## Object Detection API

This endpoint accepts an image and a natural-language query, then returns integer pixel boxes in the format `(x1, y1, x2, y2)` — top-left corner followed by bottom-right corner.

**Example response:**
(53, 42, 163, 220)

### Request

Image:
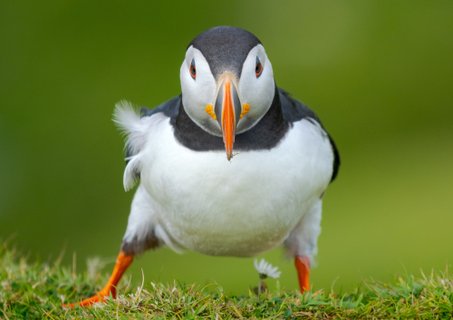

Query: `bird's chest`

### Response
(140, 117, 331, 256)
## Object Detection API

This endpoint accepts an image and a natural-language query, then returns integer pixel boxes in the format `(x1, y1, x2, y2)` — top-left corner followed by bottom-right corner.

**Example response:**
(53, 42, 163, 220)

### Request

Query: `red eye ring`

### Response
(255, 57, 263, 78)
(190, 59, 196, 79)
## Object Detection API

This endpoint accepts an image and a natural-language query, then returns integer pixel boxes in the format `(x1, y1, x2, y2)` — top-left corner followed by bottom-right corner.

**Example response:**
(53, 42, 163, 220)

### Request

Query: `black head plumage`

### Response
(189, 26, 262, 78)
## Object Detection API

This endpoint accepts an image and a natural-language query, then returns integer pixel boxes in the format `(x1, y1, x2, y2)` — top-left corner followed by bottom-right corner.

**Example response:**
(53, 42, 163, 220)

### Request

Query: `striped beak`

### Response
(215, 74, 242, 161)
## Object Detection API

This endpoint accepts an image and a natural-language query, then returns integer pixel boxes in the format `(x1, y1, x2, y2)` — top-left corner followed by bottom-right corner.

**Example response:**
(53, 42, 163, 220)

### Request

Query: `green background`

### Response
(1, 1, 452, 293)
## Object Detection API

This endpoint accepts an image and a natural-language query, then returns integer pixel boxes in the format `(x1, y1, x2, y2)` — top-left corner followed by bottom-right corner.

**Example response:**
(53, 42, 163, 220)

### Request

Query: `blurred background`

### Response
(1, 1, 452, 294)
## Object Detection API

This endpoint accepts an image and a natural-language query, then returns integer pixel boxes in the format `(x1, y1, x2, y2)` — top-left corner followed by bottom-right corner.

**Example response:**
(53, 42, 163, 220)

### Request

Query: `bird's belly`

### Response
(140, 117, 332, 256)
(145, 161, 308, 256)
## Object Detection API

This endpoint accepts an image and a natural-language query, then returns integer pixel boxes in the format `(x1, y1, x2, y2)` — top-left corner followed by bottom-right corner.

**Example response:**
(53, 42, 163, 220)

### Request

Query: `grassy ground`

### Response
(0, 245, 451, 319)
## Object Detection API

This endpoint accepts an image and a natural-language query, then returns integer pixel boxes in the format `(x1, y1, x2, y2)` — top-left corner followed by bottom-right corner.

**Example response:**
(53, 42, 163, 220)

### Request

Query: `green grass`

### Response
(1, 244, 451, 319)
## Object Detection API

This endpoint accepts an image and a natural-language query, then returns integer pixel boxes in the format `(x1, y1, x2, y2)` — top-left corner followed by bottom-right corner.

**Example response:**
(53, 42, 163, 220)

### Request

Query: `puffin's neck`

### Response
(173, 87, 288, 151)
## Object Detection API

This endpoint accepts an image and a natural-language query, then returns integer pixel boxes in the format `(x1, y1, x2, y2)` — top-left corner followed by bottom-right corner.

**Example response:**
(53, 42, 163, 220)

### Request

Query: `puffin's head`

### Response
(180, 26, 275, 160)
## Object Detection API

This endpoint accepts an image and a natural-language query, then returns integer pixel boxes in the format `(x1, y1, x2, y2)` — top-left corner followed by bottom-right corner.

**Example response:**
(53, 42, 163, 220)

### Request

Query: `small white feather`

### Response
(123, 155, 141, 191)
(113, 100, 149, 155)
(113, 101, 156, 191)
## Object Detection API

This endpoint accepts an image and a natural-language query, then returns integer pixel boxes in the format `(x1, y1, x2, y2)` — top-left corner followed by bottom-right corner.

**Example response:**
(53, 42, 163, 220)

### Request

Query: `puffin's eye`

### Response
(190, 59, 196, 80)
(255, 56, 263, 78)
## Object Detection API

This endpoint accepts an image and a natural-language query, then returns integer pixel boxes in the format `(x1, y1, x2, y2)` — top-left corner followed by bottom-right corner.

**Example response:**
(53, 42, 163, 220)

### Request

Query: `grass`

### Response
(0, 244, 452, 319)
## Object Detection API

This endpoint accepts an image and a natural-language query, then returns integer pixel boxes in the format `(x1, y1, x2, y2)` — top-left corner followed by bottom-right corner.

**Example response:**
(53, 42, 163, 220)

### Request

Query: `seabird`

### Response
(65, 26, 340, 307)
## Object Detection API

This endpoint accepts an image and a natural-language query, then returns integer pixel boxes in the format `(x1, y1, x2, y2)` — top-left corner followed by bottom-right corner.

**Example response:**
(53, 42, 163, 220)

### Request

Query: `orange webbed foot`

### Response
(62, 287, 115, 308)
(63, 251, 133, 308)
(295, 255, 311, 293)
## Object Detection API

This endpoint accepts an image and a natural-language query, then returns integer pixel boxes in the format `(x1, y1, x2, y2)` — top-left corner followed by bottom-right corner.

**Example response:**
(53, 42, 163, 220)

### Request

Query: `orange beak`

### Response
(215, 76, 242, 161)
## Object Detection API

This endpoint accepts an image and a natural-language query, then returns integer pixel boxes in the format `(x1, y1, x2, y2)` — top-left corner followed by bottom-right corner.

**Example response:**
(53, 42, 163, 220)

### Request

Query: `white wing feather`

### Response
(113, 101, 151, 191)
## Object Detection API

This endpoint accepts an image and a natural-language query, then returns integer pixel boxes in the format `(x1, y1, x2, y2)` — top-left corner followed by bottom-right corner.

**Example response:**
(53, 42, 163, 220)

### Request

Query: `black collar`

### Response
(172, 90, 288, 151)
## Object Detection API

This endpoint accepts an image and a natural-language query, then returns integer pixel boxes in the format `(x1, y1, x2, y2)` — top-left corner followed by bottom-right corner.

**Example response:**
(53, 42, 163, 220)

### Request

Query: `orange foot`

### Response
(63, 285, 116, 308)
(63, 251, 133, 308)
(294, 255, 311, 293)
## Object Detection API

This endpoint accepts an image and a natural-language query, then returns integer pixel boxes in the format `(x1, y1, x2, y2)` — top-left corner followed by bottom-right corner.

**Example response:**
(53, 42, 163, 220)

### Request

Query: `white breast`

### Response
(133, 113, 333, 257)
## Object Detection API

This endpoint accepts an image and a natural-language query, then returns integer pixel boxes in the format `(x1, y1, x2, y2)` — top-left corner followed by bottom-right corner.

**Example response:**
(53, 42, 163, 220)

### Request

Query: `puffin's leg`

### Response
(64, 186, 161, 308)
(294, 255, 311, 292)
(284, 200, 322, 293)
(64, 251, 134, 307)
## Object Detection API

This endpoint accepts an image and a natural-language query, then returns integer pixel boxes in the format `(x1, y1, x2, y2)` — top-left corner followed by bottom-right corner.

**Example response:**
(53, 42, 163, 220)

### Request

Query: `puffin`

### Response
(66, 26, 340, 307)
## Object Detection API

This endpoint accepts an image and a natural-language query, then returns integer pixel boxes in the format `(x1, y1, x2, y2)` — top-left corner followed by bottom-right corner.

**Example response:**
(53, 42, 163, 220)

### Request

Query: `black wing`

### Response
(140, 95, 181, 120)
(279, 88, 340, 182)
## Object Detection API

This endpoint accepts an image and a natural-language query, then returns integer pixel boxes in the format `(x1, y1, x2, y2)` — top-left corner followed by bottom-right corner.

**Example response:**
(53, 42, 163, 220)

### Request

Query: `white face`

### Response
(180, 46, 219, 136)
(180, 44, 275, 136)
(237, 45, 275, 133)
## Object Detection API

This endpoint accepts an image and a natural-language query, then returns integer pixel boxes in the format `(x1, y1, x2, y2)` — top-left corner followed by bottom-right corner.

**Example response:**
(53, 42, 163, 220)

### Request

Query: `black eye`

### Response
(255, 56, 263, 78)
(190, 59, 196, 79)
